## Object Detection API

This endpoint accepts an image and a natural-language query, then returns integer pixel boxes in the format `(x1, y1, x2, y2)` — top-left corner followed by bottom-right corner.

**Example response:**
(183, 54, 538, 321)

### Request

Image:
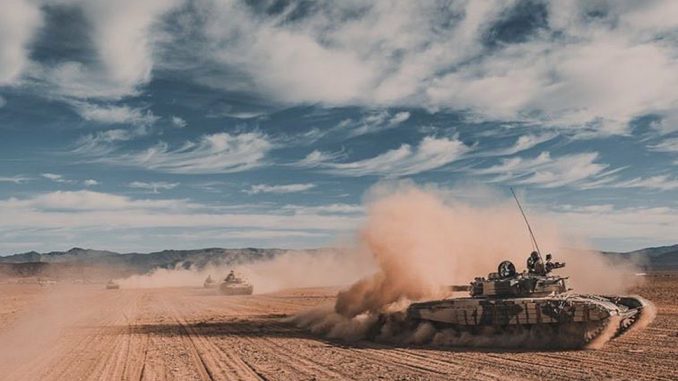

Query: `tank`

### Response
(105, 279, 120, 289)
(218, 270, 253, 295)
(405, 253, 653, 348)
(203, 274, 217, 288)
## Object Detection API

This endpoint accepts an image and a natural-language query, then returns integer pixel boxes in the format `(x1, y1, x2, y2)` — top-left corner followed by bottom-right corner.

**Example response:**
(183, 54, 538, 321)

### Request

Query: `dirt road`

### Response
(0, 275, 676, 381)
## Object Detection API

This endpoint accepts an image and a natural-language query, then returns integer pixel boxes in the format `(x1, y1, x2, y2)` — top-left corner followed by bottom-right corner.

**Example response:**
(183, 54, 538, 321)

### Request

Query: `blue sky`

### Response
(1, 0, 677, 254)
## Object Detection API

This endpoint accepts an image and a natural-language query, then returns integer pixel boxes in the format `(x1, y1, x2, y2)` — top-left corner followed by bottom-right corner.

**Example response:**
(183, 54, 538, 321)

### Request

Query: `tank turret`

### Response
(469, 255, 567, 298)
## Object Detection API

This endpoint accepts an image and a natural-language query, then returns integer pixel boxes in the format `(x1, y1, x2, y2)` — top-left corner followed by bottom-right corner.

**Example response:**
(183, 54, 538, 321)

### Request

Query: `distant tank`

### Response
(219, 270, 253, 295)
(405, 253, 652, 348)
(203, 274, 218, 288)
(105, 280, 120, 289)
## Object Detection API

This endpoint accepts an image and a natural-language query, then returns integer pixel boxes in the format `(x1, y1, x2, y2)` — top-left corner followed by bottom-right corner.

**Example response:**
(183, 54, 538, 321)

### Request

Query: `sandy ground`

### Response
(0, 274, 676, 381)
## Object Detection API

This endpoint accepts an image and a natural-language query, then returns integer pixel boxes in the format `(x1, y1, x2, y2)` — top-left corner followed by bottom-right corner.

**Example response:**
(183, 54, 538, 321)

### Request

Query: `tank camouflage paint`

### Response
(405, 255, 652, 348)
(219, 270, 253, 296)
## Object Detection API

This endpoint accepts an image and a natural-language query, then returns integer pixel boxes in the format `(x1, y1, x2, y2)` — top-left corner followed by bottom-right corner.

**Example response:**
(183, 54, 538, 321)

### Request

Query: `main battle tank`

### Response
(219, 270, 253, 295)
(406, 254, 652, 348)
(105, 279, 120, 289)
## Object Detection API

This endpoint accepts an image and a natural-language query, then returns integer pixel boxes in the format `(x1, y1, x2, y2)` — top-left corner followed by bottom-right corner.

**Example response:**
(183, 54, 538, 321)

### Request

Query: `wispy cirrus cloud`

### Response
(499, 133, 558, 156)
(128, 181, 179, 193)
(0, 175, 32, 184)
(344, 110, 411, 137)
(75, 131, 273, 174)
(73, 102, 158, 127)
(614, 175, 678, 191)
(245, 183, 316, 195)
(72, 129, 137, 156)
(475, 151, 614, 188)
(296, 150, 345, 167)
(171, 116, 187, 128)
(118, 132, 272, 174)
(301, 136, 469, 177)
(648, 137, 678, 153)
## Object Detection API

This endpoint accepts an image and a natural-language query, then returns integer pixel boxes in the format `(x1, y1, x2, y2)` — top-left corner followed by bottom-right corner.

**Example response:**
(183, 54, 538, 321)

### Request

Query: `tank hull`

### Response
(406, 294, 652, 348)
(219, 283, 253, 295)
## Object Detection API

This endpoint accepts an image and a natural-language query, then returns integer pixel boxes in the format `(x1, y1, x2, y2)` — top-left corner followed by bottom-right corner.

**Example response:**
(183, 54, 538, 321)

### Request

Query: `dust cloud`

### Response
(116, 248, 375, 293)
(292, 183, 645, 348)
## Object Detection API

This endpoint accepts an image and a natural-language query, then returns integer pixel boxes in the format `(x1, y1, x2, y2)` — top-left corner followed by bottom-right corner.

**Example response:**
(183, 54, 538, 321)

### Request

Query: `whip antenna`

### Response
(510, 188, 542, 260)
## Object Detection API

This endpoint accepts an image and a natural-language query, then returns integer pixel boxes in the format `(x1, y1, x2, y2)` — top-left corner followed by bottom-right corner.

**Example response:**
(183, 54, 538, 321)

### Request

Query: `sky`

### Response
(0, 0, 677, 254)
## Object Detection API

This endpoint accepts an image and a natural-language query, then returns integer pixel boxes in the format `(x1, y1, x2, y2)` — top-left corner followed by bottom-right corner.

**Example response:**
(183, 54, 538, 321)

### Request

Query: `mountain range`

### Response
(0, 247, 286, 280)
(0, 244, 676, 280)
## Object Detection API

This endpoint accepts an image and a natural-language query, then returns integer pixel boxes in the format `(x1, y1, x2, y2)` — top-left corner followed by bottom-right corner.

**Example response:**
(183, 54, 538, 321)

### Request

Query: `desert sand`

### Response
(0, 273, 675, 381)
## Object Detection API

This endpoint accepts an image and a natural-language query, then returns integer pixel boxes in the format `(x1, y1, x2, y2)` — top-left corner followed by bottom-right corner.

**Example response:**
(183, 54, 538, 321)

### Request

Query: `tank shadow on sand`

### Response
(104, 315, 585, 354)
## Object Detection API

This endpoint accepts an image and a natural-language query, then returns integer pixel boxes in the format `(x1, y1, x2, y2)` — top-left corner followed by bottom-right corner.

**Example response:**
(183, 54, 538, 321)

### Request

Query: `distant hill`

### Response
(603, 244, 678, 270)
(1, 243, 676, 280)
(0, 247, 289, 279)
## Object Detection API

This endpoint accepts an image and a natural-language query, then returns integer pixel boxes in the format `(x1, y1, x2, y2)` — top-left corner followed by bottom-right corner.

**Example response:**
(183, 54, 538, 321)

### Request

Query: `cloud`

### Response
(36, 0, 184, 99)
(475, 151, 613, 188)
(41, 173, 69, 183)
(0, 0, 42, 84)
(75, 131, 273, 174)
(614, 175, 678, 191)
(1, 190, 191, 211)
(501, 133, 557, 155)
(186, 2, 678, 135)
(297, 150, 345, 167)
(345, 110, 412, 137)
(118, 132, 272, 174)
(83, 179, 99, 186)
(128, 181, 179, 193)
(306, 136, 469, 176)
(171, 115, 187, 128)
(72, 129, 137, 155)
(6, 1, 676, 138)
(73, 102, 158, 126)
(648, 137, 678, 153)
(0, 175, 32, 184)
(281, 203, 363, 215)
(0, 190, 361, 231)
(245, 183, 316, 195)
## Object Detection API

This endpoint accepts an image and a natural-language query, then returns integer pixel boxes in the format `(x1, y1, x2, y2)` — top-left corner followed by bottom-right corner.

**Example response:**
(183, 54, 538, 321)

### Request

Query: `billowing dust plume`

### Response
(293, 184, 646, 348)
(116, 248, 375, 293)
